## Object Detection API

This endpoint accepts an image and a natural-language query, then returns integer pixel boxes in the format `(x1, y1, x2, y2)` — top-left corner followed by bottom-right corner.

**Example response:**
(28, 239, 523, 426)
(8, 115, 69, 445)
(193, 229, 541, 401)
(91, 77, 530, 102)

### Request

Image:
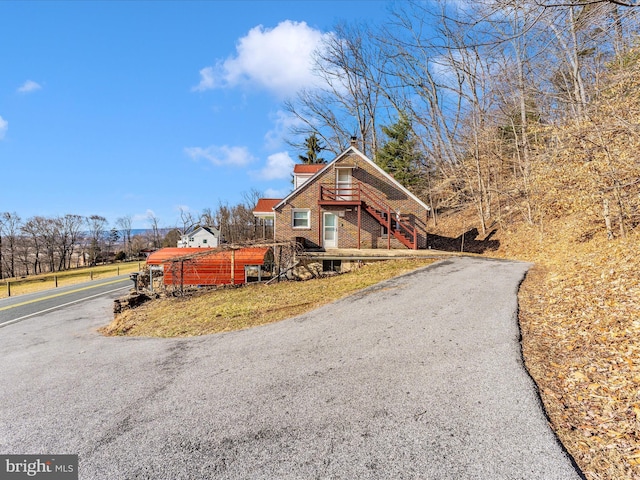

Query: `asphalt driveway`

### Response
(0, 256, 582, 479)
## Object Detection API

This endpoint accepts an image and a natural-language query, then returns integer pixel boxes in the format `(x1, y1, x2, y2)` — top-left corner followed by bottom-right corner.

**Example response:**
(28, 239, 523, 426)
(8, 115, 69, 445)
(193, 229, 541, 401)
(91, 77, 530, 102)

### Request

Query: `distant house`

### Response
(177, 226, 221, 248)
(256, 145, 430, 250)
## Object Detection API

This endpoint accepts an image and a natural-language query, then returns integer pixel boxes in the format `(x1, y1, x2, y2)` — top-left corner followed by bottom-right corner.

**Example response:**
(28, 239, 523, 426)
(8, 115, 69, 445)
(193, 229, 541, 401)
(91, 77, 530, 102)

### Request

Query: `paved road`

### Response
(0, 257, 583, 479)
(0, 275, 132, 328)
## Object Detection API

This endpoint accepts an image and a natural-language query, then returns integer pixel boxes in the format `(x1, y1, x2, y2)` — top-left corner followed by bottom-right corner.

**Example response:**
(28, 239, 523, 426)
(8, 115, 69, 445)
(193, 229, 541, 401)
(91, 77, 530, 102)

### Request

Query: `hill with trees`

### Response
(284, 1, 640, 477)
(2, 1, 639, 476)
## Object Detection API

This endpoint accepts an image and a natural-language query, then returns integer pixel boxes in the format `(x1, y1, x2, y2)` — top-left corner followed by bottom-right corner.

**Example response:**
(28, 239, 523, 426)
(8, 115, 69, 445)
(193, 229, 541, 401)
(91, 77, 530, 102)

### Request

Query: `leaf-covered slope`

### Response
(429, 50, 640, 479)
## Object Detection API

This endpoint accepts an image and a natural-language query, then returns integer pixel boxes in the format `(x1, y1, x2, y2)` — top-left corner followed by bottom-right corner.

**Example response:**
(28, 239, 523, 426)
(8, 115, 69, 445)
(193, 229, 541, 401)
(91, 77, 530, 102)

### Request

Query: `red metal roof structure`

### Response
(253, 198, 281, 215)
(147, 247, 274, 287)
(293, 164, 325, 174)
(146, 248, 202, 265)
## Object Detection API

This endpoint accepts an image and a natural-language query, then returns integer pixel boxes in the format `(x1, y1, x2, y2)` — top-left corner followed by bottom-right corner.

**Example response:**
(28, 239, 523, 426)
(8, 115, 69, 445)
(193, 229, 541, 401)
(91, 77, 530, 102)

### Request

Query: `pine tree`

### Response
(375, 112, 422, 190)
(298, 133, 326, 164)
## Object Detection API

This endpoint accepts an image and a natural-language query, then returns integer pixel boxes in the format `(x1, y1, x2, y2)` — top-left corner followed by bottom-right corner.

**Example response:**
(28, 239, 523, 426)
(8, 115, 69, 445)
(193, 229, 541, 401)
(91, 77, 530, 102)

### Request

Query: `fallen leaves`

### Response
(511, 224, 640, 480)
(429, 206, 640, 479)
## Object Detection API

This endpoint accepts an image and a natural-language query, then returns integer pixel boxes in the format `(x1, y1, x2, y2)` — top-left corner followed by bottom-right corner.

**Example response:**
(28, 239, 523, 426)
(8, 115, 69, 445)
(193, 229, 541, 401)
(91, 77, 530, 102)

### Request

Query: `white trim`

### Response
(292, 208, 311, 229)
(274, 146, 430, 212)
(178, 225, 220, 248)
(294, 173, 314, 189)
(350, 147, 430, 211)
(323, 212, 338, 248)
(335, 167, 353, 201)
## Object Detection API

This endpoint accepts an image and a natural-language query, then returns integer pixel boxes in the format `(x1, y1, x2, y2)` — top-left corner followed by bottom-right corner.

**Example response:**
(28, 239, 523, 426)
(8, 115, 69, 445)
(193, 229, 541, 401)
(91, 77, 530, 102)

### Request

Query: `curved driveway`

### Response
(0, 257, 582, 479)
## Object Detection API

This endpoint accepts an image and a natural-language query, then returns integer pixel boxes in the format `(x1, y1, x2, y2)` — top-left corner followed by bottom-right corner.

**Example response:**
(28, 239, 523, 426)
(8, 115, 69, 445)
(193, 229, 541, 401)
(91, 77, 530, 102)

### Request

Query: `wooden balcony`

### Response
(318, 184, 363, 206)
(318, 182, 418, 250)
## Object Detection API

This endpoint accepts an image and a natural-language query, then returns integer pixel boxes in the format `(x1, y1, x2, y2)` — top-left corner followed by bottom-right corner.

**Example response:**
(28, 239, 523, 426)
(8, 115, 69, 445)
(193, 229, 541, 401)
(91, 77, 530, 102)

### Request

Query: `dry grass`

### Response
(100, 258, 435, 338)
(0, 261, 143, 299)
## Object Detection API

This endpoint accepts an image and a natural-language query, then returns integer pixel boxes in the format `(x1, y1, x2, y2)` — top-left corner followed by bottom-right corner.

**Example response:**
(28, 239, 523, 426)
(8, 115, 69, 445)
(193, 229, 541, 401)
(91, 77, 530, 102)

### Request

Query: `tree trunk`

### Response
(603, 198, 613, 240)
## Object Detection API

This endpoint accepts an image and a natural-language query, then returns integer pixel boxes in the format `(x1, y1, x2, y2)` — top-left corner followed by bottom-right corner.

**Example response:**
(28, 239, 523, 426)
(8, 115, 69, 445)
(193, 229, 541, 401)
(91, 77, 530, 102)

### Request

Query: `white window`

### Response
(336, 168, 353, 200)
(292, 209, 310, 229)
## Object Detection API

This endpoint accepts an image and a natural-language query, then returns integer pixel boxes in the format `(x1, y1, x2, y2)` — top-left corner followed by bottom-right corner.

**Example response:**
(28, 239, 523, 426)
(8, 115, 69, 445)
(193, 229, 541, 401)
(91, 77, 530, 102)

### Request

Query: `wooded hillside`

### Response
(499, 52, 640, 479)
(414, 29, 640, 480)
(417, 34, 640, 480)
(285, 2, 640, 478)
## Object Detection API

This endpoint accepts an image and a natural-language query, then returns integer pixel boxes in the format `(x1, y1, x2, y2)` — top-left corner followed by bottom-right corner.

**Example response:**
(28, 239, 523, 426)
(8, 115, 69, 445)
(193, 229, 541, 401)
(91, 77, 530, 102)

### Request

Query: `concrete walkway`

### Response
(302, 247, 461, 259)
(0, 257, 582, 479)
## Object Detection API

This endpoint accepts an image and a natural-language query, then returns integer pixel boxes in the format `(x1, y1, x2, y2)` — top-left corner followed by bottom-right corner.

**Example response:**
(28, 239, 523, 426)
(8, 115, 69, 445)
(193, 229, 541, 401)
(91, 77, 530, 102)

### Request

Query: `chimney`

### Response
(350, 136, 358, 147)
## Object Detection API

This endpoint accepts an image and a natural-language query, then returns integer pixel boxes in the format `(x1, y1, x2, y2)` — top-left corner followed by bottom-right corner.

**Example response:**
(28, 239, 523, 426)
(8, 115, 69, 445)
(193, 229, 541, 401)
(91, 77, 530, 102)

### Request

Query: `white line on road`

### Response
(0, 277, 129, 311)
(0, 286, 130, 329)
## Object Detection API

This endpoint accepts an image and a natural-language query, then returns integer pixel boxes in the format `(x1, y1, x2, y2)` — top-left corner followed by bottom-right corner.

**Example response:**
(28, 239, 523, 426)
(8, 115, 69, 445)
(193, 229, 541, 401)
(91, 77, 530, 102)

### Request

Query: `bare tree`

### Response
(199, 208, 215, 228)
(21, 217, 44, 274)
(0, 215, 4, 279)
(537, 0, 640, 9)
(87, 215, 107, 265)
(116, 215, 133, 258)
(37, 217, 60, 273)
(147, 212, 161, 249)
(211, 190, 264, 244)
(0, 212, 22, 278)
(57, 214, 85, 270)
(178, 207, 197, 235)
(242, 188, 263, 212)
(286, 22, 391, 157)
(214, 202, 233, 243)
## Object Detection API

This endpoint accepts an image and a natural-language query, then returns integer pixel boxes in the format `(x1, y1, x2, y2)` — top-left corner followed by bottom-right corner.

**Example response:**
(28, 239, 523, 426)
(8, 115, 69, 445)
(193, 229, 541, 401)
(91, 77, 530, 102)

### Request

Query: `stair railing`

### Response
(319, 182, 418, 249)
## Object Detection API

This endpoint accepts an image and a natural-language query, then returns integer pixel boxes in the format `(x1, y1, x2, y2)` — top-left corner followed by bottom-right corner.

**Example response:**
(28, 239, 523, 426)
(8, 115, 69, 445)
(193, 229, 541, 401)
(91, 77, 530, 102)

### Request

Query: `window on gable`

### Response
(202, 239, 208, 244)
(292, 209, 310, 229)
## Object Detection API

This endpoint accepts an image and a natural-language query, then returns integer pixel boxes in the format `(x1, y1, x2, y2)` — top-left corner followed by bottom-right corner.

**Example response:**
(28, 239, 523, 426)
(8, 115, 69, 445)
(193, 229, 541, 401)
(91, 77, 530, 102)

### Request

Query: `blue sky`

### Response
(0, 0, 391, 229)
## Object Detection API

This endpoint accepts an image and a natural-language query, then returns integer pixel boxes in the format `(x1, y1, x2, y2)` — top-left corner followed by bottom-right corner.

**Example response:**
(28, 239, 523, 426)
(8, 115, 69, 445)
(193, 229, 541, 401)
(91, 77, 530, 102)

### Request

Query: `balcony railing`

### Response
(318, 182, 418, 249)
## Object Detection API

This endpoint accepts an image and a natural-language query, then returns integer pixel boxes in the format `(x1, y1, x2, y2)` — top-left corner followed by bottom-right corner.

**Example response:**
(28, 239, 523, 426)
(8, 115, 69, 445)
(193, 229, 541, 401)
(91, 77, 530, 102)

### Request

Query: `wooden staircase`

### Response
(319, 183, 418, 249)
(362, 203, 417, 250)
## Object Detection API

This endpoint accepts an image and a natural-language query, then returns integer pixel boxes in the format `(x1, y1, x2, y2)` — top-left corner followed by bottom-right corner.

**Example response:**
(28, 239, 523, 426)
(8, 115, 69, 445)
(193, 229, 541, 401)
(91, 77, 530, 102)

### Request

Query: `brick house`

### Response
(267, 145, 430, 250)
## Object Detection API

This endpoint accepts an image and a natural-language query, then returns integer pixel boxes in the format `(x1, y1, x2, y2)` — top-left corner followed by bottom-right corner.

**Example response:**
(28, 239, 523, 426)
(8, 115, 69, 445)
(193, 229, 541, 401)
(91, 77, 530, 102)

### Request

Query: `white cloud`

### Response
(17, 80, 42, 93)
(184, 145, 256, 167)
(251, 151, 294, 180)
(131, 209, 156, 225)
(192, 20, 330, 97)
(0, 116, 7, 140)
(264, 110, 306, 150)
(265, 187, 290, 198)
(192, 67, 215, 92)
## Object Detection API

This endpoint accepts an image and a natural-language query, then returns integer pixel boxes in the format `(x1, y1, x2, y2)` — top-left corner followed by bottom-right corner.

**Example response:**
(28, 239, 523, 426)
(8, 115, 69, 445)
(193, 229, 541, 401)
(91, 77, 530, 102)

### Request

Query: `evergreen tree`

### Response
(375, 112, 422, 190)
(298, 133, 326, 164)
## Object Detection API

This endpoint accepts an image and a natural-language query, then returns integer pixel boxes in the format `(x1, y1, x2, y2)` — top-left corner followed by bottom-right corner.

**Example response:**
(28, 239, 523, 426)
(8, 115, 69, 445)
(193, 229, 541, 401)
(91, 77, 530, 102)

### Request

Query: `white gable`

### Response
(177, 226, 220, 248)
